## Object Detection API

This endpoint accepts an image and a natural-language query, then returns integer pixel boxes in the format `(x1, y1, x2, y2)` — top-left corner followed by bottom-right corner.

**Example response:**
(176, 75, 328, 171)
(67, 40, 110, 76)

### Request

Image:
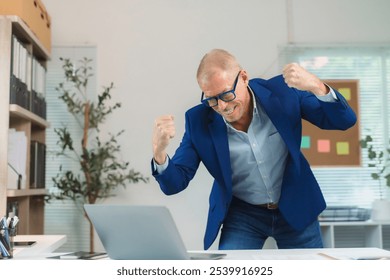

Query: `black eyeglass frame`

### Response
(200, 71, 241, 107)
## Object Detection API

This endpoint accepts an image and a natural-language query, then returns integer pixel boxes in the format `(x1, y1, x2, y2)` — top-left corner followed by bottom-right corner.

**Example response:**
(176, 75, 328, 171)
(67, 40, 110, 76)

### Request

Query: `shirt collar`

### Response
(248, 85, 258, 113)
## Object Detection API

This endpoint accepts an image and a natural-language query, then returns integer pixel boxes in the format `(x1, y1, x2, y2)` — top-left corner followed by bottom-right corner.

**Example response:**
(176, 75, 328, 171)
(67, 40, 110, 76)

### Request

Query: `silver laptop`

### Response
(84, 204, 226, 260)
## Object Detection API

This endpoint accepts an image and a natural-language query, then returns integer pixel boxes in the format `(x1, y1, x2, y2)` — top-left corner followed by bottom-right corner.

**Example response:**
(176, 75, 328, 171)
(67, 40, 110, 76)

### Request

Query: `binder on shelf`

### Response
(10, 35, 31, 110)
(9, 35, 47, 119)
(30, 140, 46, 189)
(31, 58, 46, 119)
(7, 129, 27, 190)
(30, 89, 46, 119)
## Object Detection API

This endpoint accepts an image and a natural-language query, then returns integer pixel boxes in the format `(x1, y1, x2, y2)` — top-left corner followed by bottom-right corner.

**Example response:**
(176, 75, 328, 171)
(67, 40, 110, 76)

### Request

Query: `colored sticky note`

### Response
(338, 88, 351, 100)
(317, 140, 330, 153)
(336, 142, 350, 155)
(301, 136, 311, 149)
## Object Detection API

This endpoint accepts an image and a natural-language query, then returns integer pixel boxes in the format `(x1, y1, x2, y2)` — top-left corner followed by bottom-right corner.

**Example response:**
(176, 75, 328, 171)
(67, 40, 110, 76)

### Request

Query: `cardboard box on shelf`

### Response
(0, 0, 51, 54)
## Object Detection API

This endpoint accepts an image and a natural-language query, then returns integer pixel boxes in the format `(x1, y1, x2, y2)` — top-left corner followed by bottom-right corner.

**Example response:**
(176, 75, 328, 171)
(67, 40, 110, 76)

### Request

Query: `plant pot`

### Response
(371, 199, 390, 221)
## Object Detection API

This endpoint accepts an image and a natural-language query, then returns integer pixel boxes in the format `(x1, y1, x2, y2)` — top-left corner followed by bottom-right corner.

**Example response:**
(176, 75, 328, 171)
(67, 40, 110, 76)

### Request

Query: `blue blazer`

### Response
(152, 75, 357, 249)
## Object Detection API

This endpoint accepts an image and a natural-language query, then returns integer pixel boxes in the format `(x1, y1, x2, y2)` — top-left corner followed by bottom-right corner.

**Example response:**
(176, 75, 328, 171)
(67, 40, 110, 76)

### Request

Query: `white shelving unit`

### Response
(320, 221, 390, 250)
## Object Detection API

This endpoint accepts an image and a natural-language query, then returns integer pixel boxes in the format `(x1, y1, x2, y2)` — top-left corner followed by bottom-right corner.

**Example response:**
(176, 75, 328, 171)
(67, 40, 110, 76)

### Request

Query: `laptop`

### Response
(84, 204, 226, 260)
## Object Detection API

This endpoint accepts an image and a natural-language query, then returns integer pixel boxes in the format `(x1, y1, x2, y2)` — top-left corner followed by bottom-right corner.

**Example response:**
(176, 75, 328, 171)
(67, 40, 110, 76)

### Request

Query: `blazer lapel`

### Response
(207, 111, 233, 190)
(253, 86, 301, 173)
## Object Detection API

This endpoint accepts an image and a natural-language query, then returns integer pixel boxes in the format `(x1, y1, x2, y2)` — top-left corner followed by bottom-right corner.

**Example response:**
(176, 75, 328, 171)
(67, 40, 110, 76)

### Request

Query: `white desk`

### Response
(9, 234, 390, 259)
(203, 247, 390, 260)
(12, 235, 67, 258)
(8, 234, 390, 260)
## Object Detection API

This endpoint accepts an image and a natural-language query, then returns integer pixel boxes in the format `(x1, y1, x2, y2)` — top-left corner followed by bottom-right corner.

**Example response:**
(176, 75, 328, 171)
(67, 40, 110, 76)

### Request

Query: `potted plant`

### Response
(49, 57, 148, 252)
(360, 134, 390, 221)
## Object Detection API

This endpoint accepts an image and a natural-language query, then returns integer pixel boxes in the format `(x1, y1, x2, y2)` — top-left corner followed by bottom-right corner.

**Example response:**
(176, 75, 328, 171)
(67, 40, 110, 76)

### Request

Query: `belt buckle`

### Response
(267, 203, 278, 210)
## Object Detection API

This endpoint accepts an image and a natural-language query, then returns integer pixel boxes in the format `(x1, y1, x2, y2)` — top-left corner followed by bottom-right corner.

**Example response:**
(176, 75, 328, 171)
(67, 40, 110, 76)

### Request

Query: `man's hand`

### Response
(282, 63, 328, 96)
(153, 115, 175, 164)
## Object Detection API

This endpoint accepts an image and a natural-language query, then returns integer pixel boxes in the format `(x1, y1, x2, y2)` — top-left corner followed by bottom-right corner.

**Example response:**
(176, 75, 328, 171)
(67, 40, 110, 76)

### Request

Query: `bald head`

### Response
(197, 49, 242, 87)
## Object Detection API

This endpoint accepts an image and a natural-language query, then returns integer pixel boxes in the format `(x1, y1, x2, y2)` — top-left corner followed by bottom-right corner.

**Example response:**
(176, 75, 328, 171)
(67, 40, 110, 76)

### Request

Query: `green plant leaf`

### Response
(49, 57, 149, 205)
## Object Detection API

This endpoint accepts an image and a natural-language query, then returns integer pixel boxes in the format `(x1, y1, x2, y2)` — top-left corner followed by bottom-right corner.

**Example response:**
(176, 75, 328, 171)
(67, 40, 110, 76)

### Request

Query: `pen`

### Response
(0, 217, 7, 228)
(8, 217, 14, 229)
(356, 257, 390, 260)
(0, 236, 11, 257)
(0, 234, 10, 251)
(10, 216, 19, 229)
(6, 217, 11, 227)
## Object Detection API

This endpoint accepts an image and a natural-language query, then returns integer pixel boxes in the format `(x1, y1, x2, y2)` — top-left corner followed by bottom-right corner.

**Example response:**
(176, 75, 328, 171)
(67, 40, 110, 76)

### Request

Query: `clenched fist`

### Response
(153, 115, 175, 164)
(282, 63, 328, 96)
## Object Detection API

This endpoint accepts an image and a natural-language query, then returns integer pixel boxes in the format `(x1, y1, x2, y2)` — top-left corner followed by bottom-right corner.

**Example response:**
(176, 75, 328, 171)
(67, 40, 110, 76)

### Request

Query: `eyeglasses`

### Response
(201, 71, 241, 107)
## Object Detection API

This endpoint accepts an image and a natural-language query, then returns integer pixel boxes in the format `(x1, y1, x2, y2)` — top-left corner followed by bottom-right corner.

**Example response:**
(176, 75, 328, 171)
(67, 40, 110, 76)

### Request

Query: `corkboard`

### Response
(301, 80, 360, 167)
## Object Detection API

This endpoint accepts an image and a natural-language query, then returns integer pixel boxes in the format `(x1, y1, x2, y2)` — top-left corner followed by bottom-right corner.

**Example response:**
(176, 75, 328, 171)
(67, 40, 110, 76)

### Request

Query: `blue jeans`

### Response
(219, 196, 323, 250)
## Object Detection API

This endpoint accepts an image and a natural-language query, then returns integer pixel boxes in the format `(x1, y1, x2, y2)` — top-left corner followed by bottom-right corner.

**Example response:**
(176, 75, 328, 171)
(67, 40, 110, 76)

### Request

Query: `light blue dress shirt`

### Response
(226, 86, 336, 205)
(225, 86, 288, 204)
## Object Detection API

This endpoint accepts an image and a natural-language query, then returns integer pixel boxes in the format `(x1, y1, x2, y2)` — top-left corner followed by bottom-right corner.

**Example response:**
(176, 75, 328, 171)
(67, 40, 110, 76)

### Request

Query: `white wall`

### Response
(43, 0, 390, 250)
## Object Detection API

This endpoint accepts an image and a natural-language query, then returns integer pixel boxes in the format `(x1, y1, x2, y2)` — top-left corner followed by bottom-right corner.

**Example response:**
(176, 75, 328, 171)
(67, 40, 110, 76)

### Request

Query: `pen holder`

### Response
(0, 227, 17, 259)
(0, 229, 11, 258)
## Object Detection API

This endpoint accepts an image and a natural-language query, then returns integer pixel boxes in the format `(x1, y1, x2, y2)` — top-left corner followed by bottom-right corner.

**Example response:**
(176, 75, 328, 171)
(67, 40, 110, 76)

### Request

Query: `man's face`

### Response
(201, 70, 250, 124)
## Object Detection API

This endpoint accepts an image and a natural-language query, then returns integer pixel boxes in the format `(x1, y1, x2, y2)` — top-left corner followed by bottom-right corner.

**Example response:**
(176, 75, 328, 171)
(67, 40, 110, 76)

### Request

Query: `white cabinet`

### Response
(320, 221, 390, 250)
(262, 221, 390, 249)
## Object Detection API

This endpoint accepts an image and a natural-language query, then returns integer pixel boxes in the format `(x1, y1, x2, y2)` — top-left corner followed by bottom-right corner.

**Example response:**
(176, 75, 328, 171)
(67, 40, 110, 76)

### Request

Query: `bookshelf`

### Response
(0, 15, 49, 234)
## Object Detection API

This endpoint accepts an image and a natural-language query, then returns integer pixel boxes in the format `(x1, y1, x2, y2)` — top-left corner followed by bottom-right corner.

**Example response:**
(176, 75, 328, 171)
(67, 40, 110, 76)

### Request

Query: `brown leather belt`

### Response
(256, 203, 279, 210)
